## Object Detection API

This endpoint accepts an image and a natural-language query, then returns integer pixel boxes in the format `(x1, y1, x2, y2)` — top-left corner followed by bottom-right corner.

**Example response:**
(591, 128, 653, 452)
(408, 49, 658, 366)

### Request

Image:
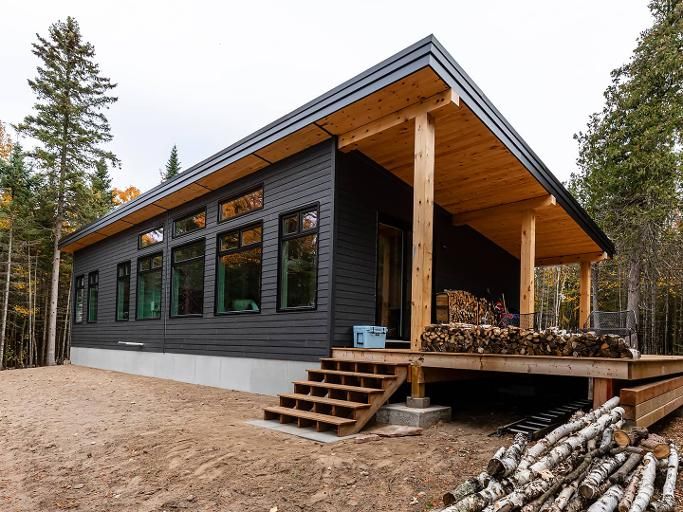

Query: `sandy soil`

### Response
(1, 366, 682, 512)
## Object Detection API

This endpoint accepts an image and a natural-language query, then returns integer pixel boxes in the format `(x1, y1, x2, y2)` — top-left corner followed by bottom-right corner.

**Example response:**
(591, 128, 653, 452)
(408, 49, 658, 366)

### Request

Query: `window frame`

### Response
(135, 252, 164, 321)
(214, 221, 264, 316)
(276, 203, 320, 312)
(74, 274, 85, 324)
(137, 226, 164, 250)
(217, 185, 264, 224)
(172, 207, 207, 239)
(86, 271, 99, 323)
(169, 238, 206, 319)
(115, 261, 131, 322)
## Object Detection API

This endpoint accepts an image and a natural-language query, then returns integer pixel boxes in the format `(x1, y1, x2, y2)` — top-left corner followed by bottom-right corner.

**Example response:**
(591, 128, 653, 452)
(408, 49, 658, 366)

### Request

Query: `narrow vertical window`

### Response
(116, 262, 131, 321)
(136, 253, 163, 320)
(278, 205, 319, 310)
(171, 239, 205, 317)
(87, 271, 99, 323)
(216, 224, 262, 314)
(74, 275, 85, 324)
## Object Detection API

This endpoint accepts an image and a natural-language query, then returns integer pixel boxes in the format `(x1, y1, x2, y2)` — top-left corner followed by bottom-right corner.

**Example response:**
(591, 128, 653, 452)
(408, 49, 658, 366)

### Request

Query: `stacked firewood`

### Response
(421, 323, 638, 359)
(445, 290, 498, 325)
(436, 397, 679, 512)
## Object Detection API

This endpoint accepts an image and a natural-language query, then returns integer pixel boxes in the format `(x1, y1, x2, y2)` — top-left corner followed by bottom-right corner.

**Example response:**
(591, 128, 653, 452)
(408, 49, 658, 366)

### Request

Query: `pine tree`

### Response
(572, 0, 683, 352)
(161, 144, 181, 182)
(18, 17, 118, 365)
(86, 158, 114, 220)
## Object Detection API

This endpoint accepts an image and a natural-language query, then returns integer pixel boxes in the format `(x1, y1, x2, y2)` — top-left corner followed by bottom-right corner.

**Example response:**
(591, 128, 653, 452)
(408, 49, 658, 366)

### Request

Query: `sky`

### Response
(1, 0, 652, 193)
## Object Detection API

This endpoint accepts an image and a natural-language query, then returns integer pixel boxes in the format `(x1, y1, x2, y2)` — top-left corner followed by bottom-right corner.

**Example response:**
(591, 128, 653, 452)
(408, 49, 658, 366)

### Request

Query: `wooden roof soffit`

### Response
(536, 251, 609, 267)
(337, 88, 459, 152)
(452, 194, 556, 226)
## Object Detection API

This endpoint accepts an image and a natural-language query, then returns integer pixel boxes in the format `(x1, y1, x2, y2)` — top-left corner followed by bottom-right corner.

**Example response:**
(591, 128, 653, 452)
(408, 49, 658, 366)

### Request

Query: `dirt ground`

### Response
(1, 366, 682, 512)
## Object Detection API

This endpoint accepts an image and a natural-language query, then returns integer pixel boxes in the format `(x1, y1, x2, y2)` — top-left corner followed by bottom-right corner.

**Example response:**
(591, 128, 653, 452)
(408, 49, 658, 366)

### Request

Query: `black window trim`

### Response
(169, 237, 206, 319)
(137, 225, 165, 250)
(86, 270, 99, 324)
(115, 260, 131, 322)
(172, 207, 207, 240)
(74, 274, 85, 324)
(217, 184, 265, 225)
(276, 202, 320, 313)
(214, 221, 264, 316)
(135, 251, 164, 321)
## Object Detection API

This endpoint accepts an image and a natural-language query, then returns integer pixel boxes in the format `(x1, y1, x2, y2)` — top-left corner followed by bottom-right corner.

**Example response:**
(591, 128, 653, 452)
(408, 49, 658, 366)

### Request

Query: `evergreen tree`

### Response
(86, 158, 114, 220)
(572, 0, 683, 351)
(18, 17, 118, 365)
(161, 144, 181, 182)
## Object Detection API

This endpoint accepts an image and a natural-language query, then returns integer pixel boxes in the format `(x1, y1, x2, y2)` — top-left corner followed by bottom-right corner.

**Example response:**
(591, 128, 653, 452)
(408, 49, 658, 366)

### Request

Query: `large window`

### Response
(74, 275, 85, 324)
(170, 240, 205, 317)
(218, 187, 263, 223)
(87, 271, 99, 323)
(138, 227, 164, 249)
(116, 261, 131, 321)
(136, 253, 163, 320)
(216, 224, 262, 314)
(173, 209, 206, 238)
(278, 206, 319, 310)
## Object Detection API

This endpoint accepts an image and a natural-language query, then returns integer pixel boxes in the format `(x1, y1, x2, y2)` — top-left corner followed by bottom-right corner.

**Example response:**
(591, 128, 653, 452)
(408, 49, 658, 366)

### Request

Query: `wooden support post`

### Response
(579, 260, 591, 329)
(410, 112, 435, 350)
(410, 363, 426, 399)
(519, 210, 536, 329)
(593, 377, 615, 409)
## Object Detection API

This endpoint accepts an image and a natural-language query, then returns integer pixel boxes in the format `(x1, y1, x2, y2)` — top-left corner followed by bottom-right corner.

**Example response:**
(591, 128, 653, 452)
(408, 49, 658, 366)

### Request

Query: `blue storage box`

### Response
(353, 325, 388, 349)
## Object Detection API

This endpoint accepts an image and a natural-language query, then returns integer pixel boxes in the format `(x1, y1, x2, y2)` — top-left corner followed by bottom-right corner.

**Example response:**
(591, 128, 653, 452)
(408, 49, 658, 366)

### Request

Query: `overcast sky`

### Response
(1, 1, 651, 192)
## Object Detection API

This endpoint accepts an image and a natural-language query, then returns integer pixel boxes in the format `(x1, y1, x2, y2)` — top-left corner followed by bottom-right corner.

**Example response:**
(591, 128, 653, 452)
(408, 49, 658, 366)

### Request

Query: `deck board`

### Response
(330, 349, 683, 381)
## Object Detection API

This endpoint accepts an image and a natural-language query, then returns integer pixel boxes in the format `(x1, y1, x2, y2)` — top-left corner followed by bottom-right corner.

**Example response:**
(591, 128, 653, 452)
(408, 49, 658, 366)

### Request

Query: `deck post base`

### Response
(377, 403, 451, 428)
(406, 396, 431, 409)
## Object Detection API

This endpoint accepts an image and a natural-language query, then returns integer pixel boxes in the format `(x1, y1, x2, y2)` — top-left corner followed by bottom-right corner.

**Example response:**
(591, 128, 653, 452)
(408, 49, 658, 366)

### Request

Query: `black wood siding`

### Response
(72, 141, 335, 362)
(332, 151, 520, 346)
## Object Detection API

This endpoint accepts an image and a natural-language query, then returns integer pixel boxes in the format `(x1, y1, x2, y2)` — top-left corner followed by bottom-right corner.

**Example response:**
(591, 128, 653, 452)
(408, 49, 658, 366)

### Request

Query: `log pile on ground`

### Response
(421, 323, 638, 359)
(435, 397, 679, 512)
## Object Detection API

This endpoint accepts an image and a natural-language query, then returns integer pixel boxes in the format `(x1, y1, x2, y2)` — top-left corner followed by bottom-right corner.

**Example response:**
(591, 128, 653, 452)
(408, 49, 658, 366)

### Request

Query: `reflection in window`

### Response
(171, 240, 205, 317)
(173, 210, 206, 238)
(137, 253, 163, 319)
(116, 261, 131, 321)
(219, 187, 263, 222)
(87, 271, 99, 323)
(139, 227, 164, 249)
(217, 224, 262, 313)
(74, 275, 85, 323)
(279, 207, 318, 310)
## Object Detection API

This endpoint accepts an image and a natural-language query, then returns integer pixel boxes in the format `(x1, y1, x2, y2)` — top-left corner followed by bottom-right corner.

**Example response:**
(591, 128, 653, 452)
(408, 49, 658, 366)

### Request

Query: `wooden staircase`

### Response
(264, 358, 408, 436)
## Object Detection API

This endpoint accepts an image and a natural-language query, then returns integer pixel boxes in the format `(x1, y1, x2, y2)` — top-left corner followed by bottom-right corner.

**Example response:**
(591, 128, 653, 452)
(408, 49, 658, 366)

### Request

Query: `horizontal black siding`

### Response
(332, 151, 520, 346)
(72, 141, 335, 362)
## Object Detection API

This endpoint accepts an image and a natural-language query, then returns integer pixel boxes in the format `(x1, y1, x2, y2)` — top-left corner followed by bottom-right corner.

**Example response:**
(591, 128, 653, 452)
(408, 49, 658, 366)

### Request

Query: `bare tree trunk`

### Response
(0, 224, 13, 369)
(592, 264, 599, 315)
(627, 250, 641, 351)
(27, 243, 33, 367)
(41, 287, 49, 365)
(59, 275, 71, 363)
(45, 216, 62, 366)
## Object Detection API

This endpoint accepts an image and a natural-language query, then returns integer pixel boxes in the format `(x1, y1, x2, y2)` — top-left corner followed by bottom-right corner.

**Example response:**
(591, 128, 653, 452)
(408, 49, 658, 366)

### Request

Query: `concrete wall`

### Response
(71, 346, 309, 395)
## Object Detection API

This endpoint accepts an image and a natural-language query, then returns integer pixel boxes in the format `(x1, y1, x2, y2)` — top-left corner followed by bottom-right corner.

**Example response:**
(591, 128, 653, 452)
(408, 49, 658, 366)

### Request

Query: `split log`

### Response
(608, 452, 642, 484)
(648, 443, 678, 512)
(579, 452, 628, 498)
(612, 426, 648, 447)
(443, 471, 492, 506)
(617, 468, 642, 512)
(586, 484, 623, 512)
(628, 452, 657, 512)
(487, 433, 528, 478)
(639, 434, 670, 459)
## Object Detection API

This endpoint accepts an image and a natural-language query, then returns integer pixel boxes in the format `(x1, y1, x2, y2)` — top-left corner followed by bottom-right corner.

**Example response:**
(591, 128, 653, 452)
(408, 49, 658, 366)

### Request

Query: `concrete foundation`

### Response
(70, 347, 309, 395)
(376, 402, 452, 428)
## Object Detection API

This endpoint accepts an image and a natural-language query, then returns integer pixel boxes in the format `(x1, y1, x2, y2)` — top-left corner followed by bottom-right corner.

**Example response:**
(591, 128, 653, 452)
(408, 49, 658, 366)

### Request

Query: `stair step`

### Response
(264, 406, 356, 426)
(320, 358, 405, 366)
(279, 393, 371, 409)
(292, 380, 384, 394)
(307, 369, 397, 379)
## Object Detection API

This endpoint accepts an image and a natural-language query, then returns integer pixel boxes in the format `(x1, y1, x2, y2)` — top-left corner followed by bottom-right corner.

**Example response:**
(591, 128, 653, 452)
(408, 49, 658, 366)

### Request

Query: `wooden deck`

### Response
(331, 348, 683, 381)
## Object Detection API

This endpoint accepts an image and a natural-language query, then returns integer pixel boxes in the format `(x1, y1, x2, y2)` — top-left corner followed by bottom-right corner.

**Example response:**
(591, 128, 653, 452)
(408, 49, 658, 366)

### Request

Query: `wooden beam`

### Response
(536, 251, 608, 267)
(519, 209, 536, 328)
(593, 377, 616, 409)
(338, 89, 458, 151)
(410, 364, 426, 398)
(410, 111, 436, 351)
(579, 260, 591, 329)
(453, 195, 556, 226)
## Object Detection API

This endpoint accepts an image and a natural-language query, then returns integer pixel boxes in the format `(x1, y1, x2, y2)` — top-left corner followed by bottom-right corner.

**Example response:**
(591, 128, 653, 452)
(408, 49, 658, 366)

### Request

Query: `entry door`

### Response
(376, 223, 405, 339)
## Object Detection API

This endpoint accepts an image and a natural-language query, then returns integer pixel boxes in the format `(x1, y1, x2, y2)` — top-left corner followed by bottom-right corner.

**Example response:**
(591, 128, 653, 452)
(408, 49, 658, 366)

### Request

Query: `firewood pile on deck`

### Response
(435, 397, 679, 512)
(421, 323, 638, 359)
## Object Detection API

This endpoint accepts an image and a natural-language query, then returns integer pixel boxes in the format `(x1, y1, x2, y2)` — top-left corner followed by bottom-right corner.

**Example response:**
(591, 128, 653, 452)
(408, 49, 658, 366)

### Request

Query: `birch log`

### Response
(608, 453, 642, 484)
(617, 468, 642, 512)
(628, 453, 657, 512)
(548, 482, 579, 512)
(639, 434, 670, 459)
(612, 427, 648, 448)
(488, 433, 528, 478)
(443, 471, 492, 506)
(586, 484, 623, 512)
(579, 452, 628, 498)
(649, 443, 678, 512)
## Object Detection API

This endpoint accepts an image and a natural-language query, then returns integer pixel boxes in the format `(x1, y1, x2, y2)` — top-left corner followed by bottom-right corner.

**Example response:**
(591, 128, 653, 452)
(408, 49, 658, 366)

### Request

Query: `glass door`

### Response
(376, 223, 405, 339)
